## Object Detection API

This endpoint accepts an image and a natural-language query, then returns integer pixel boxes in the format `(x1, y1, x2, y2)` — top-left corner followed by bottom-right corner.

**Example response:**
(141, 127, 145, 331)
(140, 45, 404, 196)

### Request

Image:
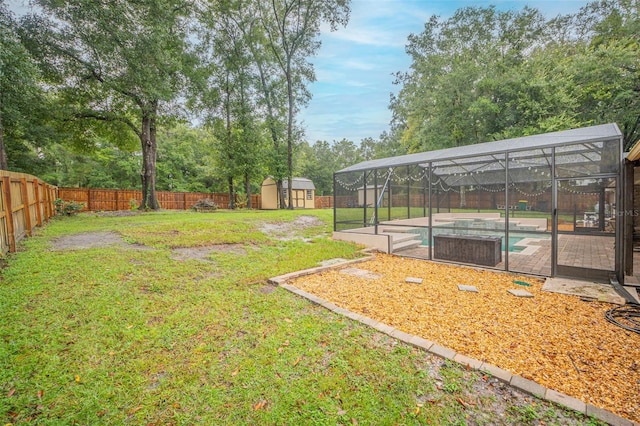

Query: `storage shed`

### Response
(333, 123, 631, 283)
(261, 177, 315, 210)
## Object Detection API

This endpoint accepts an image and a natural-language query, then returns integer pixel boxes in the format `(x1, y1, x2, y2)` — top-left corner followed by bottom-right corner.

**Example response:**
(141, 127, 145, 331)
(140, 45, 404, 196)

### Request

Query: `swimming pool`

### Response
(409, 227, 547, 253)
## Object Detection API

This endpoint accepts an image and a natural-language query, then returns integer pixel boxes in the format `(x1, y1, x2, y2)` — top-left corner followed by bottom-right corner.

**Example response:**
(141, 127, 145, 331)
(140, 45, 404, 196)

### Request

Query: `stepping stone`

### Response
(458, 285, 478, 292)
(340, 268, 382, 280)
(508, 289, 534, 298)
(405, 277, 423, 284)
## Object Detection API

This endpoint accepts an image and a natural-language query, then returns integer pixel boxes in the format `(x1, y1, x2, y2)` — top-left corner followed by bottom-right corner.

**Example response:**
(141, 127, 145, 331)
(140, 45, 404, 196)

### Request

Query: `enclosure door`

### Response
(554, 177, 617, 282)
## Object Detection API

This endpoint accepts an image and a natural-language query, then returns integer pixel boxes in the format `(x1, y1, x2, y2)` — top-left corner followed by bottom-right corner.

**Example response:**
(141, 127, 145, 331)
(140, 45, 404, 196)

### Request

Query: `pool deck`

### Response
(333, 215, 637, 285)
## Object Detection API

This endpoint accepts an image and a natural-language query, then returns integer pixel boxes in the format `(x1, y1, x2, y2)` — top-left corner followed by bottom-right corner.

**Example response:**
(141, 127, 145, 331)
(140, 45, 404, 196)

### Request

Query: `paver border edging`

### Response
(268, 252, 375, 285)
(269, 260, 638, 426)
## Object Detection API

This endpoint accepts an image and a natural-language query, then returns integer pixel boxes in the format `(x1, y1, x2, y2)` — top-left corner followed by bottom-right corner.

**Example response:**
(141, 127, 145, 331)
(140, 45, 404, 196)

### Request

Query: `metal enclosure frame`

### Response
(333, 124, 625, 282)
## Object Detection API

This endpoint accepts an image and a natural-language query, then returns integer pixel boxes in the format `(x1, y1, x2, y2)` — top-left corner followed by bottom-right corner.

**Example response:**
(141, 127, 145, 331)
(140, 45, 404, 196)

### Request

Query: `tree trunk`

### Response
(286, 61, 294, 210)
(228, 176, 235, 209)
(140, 104, 160, 210)
(245, 172, 252, 209)
(253, 51, 286, 208)
(0, 113, 7, 170)
(277, 179, 285, 209)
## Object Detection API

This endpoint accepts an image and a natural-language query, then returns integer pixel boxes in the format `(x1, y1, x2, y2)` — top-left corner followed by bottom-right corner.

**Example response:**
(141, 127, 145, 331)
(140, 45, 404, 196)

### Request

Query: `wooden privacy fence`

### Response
(315, 195, 333, 209)
(0, 171, 58, 254)
(58, 188, 335, 211)
(58, 188, 262, 211)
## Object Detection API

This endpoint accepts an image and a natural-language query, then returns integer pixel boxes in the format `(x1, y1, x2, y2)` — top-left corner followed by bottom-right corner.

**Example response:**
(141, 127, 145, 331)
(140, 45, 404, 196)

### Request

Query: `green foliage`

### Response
(11, 0, 638, 201)
(22, 0, 199, 209)
(391, 1, 640, 152)
(40, 141, 141, 188)
(53, 198, 84, 216)
(295, 134, 407, 196)
(156, 125, 222, 192)
(0, 4, 58, 171)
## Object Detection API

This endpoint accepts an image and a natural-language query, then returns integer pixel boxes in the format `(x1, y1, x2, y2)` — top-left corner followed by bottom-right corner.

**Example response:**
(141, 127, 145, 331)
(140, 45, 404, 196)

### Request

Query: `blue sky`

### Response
(299, 0, 590, 144)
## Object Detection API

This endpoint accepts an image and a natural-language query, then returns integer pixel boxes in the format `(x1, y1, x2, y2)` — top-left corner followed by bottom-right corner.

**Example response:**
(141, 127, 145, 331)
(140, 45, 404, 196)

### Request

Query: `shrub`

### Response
(54, 198, 84, 216)
(236, 193, 247, 209)
(191, 198, 218, 212)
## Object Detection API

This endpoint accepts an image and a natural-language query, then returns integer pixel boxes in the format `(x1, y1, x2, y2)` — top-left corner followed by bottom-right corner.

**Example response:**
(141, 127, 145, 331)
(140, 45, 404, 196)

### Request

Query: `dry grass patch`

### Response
(290, 253, 640, 423)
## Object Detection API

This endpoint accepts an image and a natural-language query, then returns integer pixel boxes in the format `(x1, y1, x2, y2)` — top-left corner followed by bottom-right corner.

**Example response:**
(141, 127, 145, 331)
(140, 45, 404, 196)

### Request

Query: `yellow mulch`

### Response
(289, 253, 640, 423)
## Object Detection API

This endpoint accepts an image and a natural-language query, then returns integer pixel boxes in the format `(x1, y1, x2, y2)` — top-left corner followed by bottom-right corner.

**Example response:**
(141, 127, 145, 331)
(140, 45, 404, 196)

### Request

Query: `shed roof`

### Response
(337, 123, 622, 174)
(283, 177, 315, 190)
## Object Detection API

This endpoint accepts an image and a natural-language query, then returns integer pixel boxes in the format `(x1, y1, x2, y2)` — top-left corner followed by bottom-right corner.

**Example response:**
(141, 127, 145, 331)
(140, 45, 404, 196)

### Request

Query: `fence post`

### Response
(183, 192, 187, 210)
(33, 179, 43, 226)
(43, 183, 49, 220)
(2, 176, 16, 252)
(115, 189, 119, 211)
(87, 188, 92, 211)
(20, 178, 33, 236)
(44, 184, 53, 221)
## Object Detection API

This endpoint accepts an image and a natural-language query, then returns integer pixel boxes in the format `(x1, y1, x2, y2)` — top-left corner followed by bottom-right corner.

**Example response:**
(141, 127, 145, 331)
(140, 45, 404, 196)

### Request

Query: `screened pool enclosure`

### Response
(333, 124, 625, 282)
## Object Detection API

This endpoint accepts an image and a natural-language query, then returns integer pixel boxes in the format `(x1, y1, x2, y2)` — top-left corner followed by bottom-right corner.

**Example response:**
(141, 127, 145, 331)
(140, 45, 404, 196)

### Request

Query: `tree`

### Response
(23, 0, 196, 209)
(296, 140, 335, 195)
(198, 0, 268, 209)
(359, 133, 408, 161)
(0, 5, 47, 170)
(258, 0, 350, 208)
(156, 125, 219, 193)
(391, 2, 640, 153)
(566, 0, 640, 149)
(392, 6, 551, 153)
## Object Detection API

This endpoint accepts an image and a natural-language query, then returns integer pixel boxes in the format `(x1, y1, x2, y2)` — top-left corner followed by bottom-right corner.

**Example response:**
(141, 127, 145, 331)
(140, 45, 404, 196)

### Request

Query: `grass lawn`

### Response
(0, 210, 602, 425)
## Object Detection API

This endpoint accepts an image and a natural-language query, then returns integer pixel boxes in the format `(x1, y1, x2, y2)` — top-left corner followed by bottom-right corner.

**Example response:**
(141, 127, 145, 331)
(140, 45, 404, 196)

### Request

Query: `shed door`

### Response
(554, 176, 617, 282)
(293, 190, 305, 208)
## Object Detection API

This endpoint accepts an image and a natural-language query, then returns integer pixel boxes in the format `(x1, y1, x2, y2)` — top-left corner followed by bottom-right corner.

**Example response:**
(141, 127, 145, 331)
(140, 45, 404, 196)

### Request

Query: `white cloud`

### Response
(305, 0, 588, 145)
(344, 80, 370, 88)
(344, 60, 377, 71)
(324, 26, 407, 48)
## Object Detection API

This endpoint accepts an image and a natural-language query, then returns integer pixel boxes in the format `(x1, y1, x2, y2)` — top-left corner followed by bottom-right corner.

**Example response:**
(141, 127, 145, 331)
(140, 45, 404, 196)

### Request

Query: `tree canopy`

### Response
(22, 0, 197, 209)
(2, 0, 638, 202)
(391, 0, 640, 153)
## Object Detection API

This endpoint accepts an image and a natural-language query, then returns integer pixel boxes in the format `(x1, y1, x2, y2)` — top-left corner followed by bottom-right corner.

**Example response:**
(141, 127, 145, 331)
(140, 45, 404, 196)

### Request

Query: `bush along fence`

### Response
(0, 170, 58, 254)
(59, 187, 335, 211)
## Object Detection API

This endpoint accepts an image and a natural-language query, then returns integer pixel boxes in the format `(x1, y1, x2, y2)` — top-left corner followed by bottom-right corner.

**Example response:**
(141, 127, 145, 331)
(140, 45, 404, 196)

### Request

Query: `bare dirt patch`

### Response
(51, 231, 152, 251)
(258, 285, 277, 294)
(170, 244, 246, 262)
(259, 215, 324, 240)
(290, 253, 640, 423)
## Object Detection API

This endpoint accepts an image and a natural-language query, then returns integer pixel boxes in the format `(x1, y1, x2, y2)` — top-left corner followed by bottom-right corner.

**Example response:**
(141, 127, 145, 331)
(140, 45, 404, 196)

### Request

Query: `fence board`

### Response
(59, 188, 268, 211)
(315, 196, 333, 209)
(0, 171, 57, 254)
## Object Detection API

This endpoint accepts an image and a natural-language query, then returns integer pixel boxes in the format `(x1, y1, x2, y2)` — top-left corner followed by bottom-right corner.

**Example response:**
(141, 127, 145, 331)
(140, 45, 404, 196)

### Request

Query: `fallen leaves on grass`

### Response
(290, 253, 640, 423)
(253, 400, 267, 411)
